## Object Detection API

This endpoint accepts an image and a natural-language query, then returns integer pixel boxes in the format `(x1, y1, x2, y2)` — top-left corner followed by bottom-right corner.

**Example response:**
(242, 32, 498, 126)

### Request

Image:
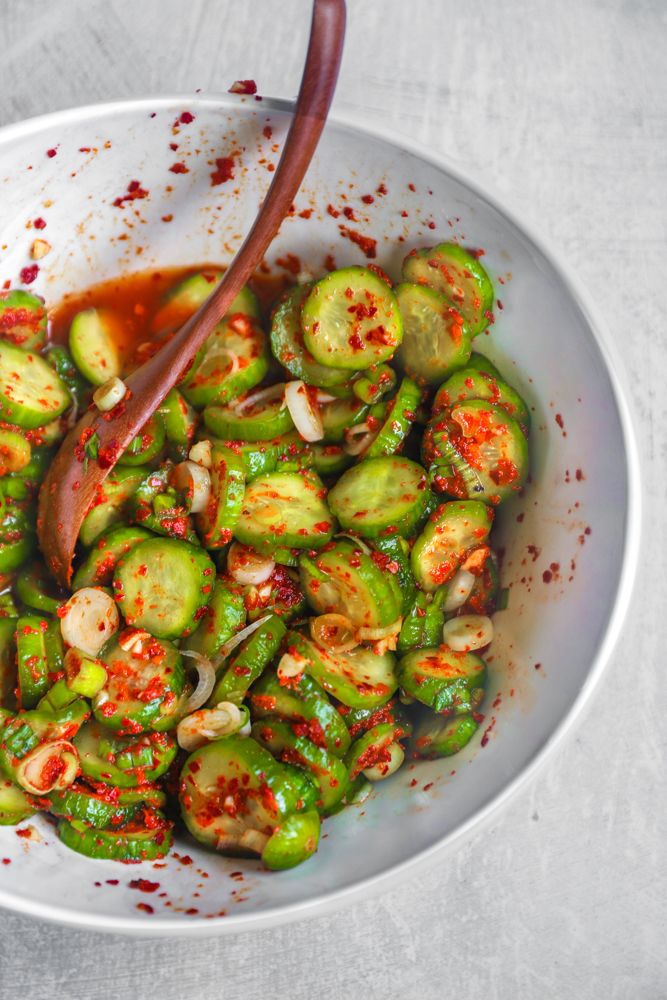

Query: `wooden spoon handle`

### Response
(38, 0, 346, 585)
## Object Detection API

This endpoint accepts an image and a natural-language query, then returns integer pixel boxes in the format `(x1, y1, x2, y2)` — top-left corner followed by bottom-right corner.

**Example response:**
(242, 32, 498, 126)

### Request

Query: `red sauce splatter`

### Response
(338, 225, 377, 259)
(113, 179, 149, 208)
(481, 717, 496, 747)
(129, 878, 160, 893)
(210, 156, 235, 186)
(229, 79, 257, 95)
(19, 265, 39, 285)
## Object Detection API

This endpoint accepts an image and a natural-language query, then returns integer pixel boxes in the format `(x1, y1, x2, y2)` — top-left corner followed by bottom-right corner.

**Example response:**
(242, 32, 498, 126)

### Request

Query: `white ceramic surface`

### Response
(0, 95, 639, 934)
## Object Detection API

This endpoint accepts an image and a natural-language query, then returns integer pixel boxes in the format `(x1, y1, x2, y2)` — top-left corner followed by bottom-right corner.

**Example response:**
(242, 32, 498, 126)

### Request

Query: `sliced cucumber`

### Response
(427, 400, 529, 504)
(398, 589, 447, 653)
(57, 813, 172, 861)
(0, 778, 35, 824)
(411, 500, 493, 592)
(74, 720, 176, 786)
(344, 721, 407, 781)
(69, 308, 123, 385)
(152, 270, 260, 334)
(402, 243, 494, 335)
(299, 539, 401, 629)
(0, 290, 47, 351)
(179, 735, 316, 851)
(0, 500, 35, 572)
(217, 439, 279, 481)
(270, 283, 349, 388)
(114, 537, 215, 640)
(73, 524, 152, 590)
(79, 466, 148, 548)
(203, 394, 293, 442)
(184, 581, 246, 659)
(250, 668, 351, 757)
(17, 614, 64, 709)
(287, 630, 397, 709)
(45, 345, 91, 410)
(157, 388, 198, 452)
(128, 466, 197, 544)
(352, 364, 397, 405)
(302, 267, 403, 370)
(16, 559, 66, 614)
(183, 317, 269, 409)
(262, 808, 320, 870)
(320, 396, 369, 444)
(45, 782, 137, 828)
(364, 376, 421, 458)
(395, 282, 472, 385)
(371, 535, 416, 615)
(0, 428, 31, 477)
(310, 443, 353, 477)
(0, 618, 17, 710)
(117, 416, 165, 467)
(0, 342, 71, 429)
(234, 471, 334, 550)
(327, 456, 430, 539)
(196, 443, 245, 548)
(398, 646, 487, 715)
(252, 718, 349, 815)
(414, 711, 479, 757)
(209, 613, 286, 705)
(94, 635, 185, 732)
(434, 367, 530, 432)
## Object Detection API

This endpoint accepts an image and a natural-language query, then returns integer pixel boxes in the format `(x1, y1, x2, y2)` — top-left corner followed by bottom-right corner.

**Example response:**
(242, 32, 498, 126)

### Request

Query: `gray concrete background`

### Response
(0, 1, 664, 996)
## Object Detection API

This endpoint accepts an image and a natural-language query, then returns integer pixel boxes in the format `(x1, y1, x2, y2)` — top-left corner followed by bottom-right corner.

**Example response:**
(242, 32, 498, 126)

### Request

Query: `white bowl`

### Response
(0, 95, 639, 934)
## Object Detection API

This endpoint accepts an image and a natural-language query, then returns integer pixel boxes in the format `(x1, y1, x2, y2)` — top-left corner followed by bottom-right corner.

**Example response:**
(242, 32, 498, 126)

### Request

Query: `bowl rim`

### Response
(0, 92, 642, 936)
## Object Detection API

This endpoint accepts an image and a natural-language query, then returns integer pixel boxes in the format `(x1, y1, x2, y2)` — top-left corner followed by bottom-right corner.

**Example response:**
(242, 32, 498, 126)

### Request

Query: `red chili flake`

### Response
(534, 662, 542, 671)
(275, 253, 301, 275)
(408, 182, 416, 192)
(136, 902, 154, 914)
(326, 203, 340, 219)
(324, 254, 336, 271)
(46, 148, 57, 158)
(376, 182, 388, 195)
(481, 717, 496, 747)
(113, 179, 149, 208)
(263, 125, 273, 139)
(106, 878, 119, 885)
(298, 208, 313, 219)
(34, 217, 47, 230)
(161, 214, 173, 223)
(361, 194, 374, 204)
(342, 206, 357, 221)
(542, 569, 553, 584)
(19, 265, 39, 284)
(229, 79, 257, 95)
(210, 156, 235, 186)
(129, 878, 160, 893)
(169, 162, 189, 174)
(575, 468, 585, 481)
(400, 210, 408, 218)
(338, 225, 377, 259)
(179, 111, 195, 124)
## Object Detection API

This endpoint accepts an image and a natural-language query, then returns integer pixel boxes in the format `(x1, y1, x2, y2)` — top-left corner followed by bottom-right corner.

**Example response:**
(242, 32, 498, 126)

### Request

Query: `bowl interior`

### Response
(0, 96, 634, 932)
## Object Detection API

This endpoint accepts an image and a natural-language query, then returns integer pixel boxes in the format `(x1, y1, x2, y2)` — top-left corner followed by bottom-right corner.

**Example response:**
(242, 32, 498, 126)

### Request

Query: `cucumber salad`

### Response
(0, 242, 529, 870)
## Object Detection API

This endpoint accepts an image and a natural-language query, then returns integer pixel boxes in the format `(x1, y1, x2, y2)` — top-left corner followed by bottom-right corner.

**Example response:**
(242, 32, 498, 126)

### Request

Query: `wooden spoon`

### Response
(38, 0, 346, 587)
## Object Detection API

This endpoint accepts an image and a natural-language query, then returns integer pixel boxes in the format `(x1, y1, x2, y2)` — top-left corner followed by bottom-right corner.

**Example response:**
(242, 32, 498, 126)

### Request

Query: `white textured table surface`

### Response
(0, 0, 663, 996)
